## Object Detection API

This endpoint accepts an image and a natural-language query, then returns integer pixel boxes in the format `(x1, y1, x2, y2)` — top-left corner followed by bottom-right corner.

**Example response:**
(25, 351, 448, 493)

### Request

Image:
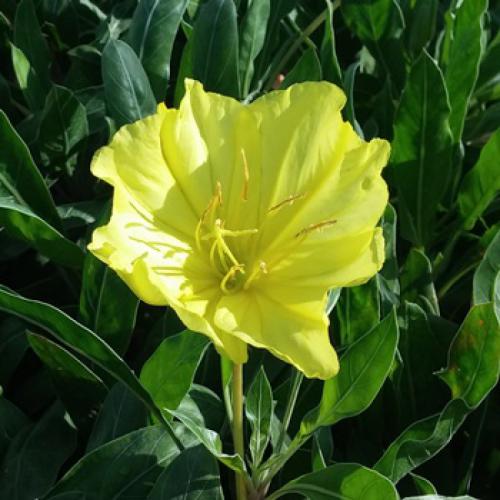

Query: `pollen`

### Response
(269, 193, 306, 213)
(295, 219, 337, 238)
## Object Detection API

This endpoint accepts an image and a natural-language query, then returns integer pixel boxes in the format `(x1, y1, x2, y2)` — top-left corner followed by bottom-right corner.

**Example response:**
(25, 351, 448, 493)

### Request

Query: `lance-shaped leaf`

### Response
(102, 39, 157, 127)
(444, 0, 488, 141)
(126, 0, 189, 99)
(267, 463, 399, 500)
(458, 128, 500, 230)
(0, 287, 177, 441)
(439, 304, 500, 408)
(170, 407, 246, 473)
(239, 0, 270, 97)
(141, 331, 209, 414)
(301, 311, 399, 435)
(191, 0, 240, 98)
(27, 332, 108, 429)
(0, 397, 29, 460)
(87, 382, 148, 452)
(79, 253, 139, 355)
(0, 110, 60, 228)
(148, 445, 223, 499)
(390, 51, 453, 247)
(38, 85, 89, 176)
(473, 230, 500, 320)
(0, 402, 76, 500)
(375, 303, 500, 482)
(0, 199, 84, 268)
(245, 367, 273, 467)
(13, 0, 51, 109)
(47, 425, 195, 498)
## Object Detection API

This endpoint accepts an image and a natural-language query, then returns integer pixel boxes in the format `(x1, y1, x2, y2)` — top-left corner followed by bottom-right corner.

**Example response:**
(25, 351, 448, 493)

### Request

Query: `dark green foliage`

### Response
(1, 0, 499, 498)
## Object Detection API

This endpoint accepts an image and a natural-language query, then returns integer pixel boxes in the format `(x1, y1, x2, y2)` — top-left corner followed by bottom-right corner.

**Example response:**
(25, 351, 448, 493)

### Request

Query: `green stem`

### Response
(264, 3, 337, 91)
(437, 259, 480, 299)
(232, 363, 247, 500)
(276, 369, 304, 453)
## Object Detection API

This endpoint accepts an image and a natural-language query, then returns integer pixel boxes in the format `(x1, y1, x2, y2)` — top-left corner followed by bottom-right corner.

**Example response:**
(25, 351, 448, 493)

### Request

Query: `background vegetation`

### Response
(0, 0, 500, 498)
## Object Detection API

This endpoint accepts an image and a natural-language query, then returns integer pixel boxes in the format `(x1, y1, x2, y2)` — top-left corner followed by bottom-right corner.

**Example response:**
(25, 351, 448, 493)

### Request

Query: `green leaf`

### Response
(27, 332, 108, 428)
(378, 203, 400, 314)
(141, 331, 209, 414)
(239, 0, 270, 97)
(0, 287, 175, 437)
(171, 407, 246, 473)
(390, 50, 453, 247)
(341, 0, 404, 42)
(395, 303, 453, 425)
(47, 425, 194, 498)
(87, 382, 148, 452)
(148, 444, 223, 499)
(302, 311, 399, 434)
(473, 229, 500, 320)
(439, 304, 500, 408)
(320, 0, 342, 87)
(0, 110, 60, 228)
(192, 0, 240, 98)
(375, 398, 469, 483)
(173, 35, 194, 106)
(444, 0, 488, 141)
(102, 39, 157, 127)
(375, 304, 500, 482)
(404, 496, 477, 500)
(0, 397, 29, 460)
(405, 0, 438, 57)
(336, 279, 380, 345)
(0, 402, 76, 500)
(38, 85, 89, 176)
(280, 47, 322, 89)
(13, 0, 51, 110)
(0, 199, 84, 268)
(409, 473, 437, 495)
(246, 367, 273, 467)
(311, 427, 333, 471)
(267, 463, 399, 500)
(401, 248, 439, 315)
(126, 0, 189, 100)
(458, 128, 500, 230)
(79, 253, 139, 355)
(475, 32, 500, 102)
(343, 62, 362, 135)
(0, 316, 28, 385)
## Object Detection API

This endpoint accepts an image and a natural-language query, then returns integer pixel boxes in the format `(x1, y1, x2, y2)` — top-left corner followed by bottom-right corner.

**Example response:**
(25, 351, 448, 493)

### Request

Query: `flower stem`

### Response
(276, 369, 304, 453)
(232, 363, 247, 500)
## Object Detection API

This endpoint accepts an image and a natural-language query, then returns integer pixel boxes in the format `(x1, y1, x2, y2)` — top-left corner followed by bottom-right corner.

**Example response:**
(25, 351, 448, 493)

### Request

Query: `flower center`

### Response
(195, 182, 263, 294)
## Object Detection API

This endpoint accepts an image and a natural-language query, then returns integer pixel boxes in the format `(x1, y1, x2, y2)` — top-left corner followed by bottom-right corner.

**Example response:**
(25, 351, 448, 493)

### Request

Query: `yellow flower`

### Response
(88, 79, 389, 379)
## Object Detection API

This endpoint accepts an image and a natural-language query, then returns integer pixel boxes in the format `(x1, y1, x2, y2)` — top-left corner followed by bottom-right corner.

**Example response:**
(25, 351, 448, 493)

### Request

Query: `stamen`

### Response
(220, 228, 259, 238)
(295, 219, 337, 238)
(269, 193, 306, 213)
(240, 148, 250, 201)
(244, 260, 268, 290)
(214, 219, 240, 267)
(216, 180, 223, 206)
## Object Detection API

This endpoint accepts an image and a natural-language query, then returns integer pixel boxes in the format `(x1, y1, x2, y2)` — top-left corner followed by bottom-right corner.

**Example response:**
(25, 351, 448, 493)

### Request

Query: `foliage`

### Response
(0, 0, 500, 498)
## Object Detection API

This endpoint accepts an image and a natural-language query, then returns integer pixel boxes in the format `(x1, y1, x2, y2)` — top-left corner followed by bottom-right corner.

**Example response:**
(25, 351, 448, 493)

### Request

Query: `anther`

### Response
(269, 193, 306, 213)
(295, 219, 337, 238)
(240, 148, 250, 201)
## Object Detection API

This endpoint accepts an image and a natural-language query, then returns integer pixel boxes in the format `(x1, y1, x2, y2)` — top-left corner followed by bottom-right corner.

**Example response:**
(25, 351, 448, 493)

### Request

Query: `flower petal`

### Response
(214, 289, 339, 379)
(89, 186, 247, 363)
(91, 104, 198, 241)
(160, 80, 261, 229)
